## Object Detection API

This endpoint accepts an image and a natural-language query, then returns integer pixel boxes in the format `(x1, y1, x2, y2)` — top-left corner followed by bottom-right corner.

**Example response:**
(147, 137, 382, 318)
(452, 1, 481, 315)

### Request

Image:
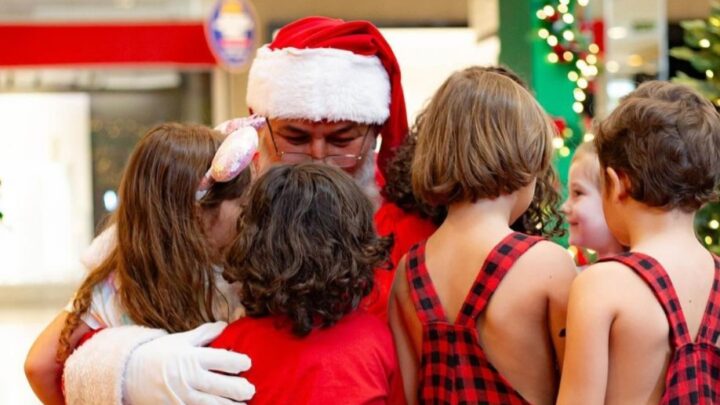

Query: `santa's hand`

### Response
(125, 322, 255, 405)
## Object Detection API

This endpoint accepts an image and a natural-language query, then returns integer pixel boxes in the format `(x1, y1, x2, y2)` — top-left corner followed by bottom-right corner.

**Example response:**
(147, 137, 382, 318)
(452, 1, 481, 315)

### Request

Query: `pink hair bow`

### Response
(196, 116, 264, 200)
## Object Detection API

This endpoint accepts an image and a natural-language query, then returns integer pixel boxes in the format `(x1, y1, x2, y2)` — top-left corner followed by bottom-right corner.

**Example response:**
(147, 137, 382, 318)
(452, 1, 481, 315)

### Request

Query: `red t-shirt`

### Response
(210, 311, 405, 404)
(363, 201, 438, 320)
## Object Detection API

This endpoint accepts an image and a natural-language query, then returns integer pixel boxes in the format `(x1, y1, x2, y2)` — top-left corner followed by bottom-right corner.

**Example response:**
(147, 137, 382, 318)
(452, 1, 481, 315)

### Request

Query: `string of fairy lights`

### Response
(536, 0, 601, 261)
(538, 1, 720, 255)
(536, 0, 600, 156)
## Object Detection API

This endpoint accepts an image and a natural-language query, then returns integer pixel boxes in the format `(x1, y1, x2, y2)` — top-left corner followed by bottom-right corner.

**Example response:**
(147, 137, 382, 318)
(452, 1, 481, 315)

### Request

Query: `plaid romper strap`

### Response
(600, 252, 693, 347)
(697, 255, 720, 346)
(601, 253, 720, 404)
(406, 241, 448, 324)
(455, 232, 544, 327)
(406, 233, 543, 405)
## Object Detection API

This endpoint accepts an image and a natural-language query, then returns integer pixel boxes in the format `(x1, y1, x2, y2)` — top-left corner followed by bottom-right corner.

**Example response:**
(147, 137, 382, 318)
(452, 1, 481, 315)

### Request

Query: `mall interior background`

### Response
(0, 0, 711, 402)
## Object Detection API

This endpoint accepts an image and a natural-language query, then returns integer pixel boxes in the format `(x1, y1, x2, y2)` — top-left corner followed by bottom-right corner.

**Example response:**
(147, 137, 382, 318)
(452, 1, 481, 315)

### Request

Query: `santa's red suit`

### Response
(365, 201, 438, 320)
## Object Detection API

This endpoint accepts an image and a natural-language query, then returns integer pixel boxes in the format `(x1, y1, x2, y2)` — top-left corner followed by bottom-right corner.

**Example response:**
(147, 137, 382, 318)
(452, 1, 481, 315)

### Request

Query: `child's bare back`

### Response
(558, 81, 720, 404)
(565, 240, 717, 404)
(393, 222, 575, 405)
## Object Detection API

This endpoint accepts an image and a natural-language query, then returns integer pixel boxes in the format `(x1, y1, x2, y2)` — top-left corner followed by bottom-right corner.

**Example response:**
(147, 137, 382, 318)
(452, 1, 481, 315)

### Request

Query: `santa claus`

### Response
(62, 16, 438, 404)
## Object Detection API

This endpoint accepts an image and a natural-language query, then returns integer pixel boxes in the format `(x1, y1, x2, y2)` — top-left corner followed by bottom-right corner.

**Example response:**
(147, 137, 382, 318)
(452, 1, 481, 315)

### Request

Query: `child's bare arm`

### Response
(556, 263, 619, 405)
(25, 311, 92, 405)
(540, 242, 577, 368)
(388, 256, 422, 405)
(514, 241, 576, 368)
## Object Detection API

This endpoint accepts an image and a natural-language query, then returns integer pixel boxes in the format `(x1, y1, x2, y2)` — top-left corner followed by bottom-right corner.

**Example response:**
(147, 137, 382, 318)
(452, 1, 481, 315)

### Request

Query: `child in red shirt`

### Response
(211, 163, 404, 404)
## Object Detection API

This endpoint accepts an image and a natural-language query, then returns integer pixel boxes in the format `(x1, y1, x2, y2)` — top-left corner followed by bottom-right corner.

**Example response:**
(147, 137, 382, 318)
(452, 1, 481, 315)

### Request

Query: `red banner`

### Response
(0, 22, 217, 67)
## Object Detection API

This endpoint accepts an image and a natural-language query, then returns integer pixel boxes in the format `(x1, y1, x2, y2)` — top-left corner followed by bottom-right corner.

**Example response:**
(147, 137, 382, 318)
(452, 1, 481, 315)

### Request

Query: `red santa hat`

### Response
(246, 16, 408, 177)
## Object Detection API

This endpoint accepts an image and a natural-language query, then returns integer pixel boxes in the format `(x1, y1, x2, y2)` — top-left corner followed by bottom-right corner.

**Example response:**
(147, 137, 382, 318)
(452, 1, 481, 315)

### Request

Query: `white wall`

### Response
(0, 93, 92, 284)
(381, 28, 500, 123)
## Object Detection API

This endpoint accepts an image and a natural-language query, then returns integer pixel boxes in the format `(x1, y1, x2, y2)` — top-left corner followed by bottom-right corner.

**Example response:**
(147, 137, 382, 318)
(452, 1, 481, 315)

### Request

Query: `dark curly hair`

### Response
(381, 110, 447, 225)
(224, 163, 392, 336)
(512, 165, 565, 238)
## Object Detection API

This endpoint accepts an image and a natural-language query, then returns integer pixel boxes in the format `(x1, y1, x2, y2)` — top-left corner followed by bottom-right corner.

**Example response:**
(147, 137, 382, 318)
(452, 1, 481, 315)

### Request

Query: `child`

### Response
(557, 82, 720, 403)
(370, 66, 566, 320)
(24, 122, 256, 405)
(389, 66, 576, 404)
(561, 141, 624, 262)
(211, 163, 404, 404)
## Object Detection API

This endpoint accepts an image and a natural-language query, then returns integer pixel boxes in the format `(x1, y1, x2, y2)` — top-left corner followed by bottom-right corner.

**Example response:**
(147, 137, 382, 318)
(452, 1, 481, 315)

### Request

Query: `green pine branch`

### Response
(671, 3, 720, 252)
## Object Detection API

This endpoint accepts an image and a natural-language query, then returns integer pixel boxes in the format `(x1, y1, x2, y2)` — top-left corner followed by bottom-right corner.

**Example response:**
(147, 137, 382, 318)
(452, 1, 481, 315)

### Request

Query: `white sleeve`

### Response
(81, 224, 117, 270)
(86, 273, 130, 329)
(63, 326, 167, 405)
(64, 323, 255, 405)
(73, 224, 132, 330)
(65, 272, 128, 330)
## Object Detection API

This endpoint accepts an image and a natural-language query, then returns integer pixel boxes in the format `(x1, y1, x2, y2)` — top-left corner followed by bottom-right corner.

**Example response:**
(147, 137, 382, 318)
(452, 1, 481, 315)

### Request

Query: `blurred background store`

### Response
(0, 0, 712, 402)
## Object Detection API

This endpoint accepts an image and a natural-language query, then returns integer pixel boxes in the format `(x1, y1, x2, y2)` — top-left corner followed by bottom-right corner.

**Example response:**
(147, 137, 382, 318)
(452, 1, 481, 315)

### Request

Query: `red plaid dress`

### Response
(600, 252, 720, 405)
(406, 232, 542, 404)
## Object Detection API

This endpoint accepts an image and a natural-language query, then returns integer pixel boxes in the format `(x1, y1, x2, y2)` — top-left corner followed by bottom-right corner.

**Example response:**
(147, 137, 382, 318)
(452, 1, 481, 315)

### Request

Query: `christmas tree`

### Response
(670, 2, 720, 254)
(670, 2, 720, 105)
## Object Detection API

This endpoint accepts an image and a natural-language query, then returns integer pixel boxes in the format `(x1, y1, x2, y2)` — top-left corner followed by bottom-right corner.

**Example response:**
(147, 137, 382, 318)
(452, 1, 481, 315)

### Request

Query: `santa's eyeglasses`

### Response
(265, 118, 373, 168)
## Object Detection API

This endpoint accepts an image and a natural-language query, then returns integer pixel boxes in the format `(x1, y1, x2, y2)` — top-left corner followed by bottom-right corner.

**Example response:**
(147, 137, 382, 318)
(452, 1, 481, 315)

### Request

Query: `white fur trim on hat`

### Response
(247, 46, 390, 124)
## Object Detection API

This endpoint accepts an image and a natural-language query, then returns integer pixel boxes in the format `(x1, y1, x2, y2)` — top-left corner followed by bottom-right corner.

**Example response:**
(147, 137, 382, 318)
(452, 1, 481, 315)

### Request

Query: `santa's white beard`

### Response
(355, 149, 381, 209)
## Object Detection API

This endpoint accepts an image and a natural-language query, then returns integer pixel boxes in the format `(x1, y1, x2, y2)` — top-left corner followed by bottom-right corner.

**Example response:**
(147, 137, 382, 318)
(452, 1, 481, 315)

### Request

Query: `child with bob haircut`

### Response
(562, 141, 624, 263)
(389, 66, 576, 404)
(25, 123, 255, 405)
(558, 81, 720, 404)
(211, 162, 404, 404)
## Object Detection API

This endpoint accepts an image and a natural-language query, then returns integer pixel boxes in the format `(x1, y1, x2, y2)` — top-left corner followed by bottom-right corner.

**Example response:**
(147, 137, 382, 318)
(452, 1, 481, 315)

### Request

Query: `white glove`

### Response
(125, 322, 255, 405)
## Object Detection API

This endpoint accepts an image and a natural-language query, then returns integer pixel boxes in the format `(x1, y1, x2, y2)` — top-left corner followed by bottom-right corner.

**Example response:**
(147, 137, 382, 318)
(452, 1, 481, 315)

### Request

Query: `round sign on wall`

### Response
(205, 0, 259, 72)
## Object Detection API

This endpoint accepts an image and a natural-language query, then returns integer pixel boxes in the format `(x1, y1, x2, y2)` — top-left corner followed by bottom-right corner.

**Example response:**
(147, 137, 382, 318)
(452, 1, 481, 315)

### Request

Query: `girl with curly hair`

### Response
(211, 162, 404, 404)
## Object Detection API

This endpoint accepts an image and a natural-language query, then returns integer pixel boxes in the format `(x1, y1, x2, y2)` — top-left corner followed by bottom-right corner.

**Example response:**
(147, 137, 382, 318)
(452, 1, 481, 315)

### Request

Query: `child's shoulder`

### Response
(498, 239, 577, 303)
(574, 258, 637, 286)
(513, 239, 577, 278)
(570, 258, 650, 309)
(520, 238, 571, 259)
(579, 255, 654, 284)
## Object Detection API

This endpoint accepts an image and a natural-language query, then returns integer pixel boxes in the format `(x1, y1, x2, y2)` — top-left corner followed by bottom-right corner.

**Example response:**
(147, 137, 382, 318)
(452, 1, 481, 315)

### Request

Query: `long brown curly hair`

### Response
(513, 165, 565, 237)
(58, 123, 251, 361)
(224, 163, 392, 337)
